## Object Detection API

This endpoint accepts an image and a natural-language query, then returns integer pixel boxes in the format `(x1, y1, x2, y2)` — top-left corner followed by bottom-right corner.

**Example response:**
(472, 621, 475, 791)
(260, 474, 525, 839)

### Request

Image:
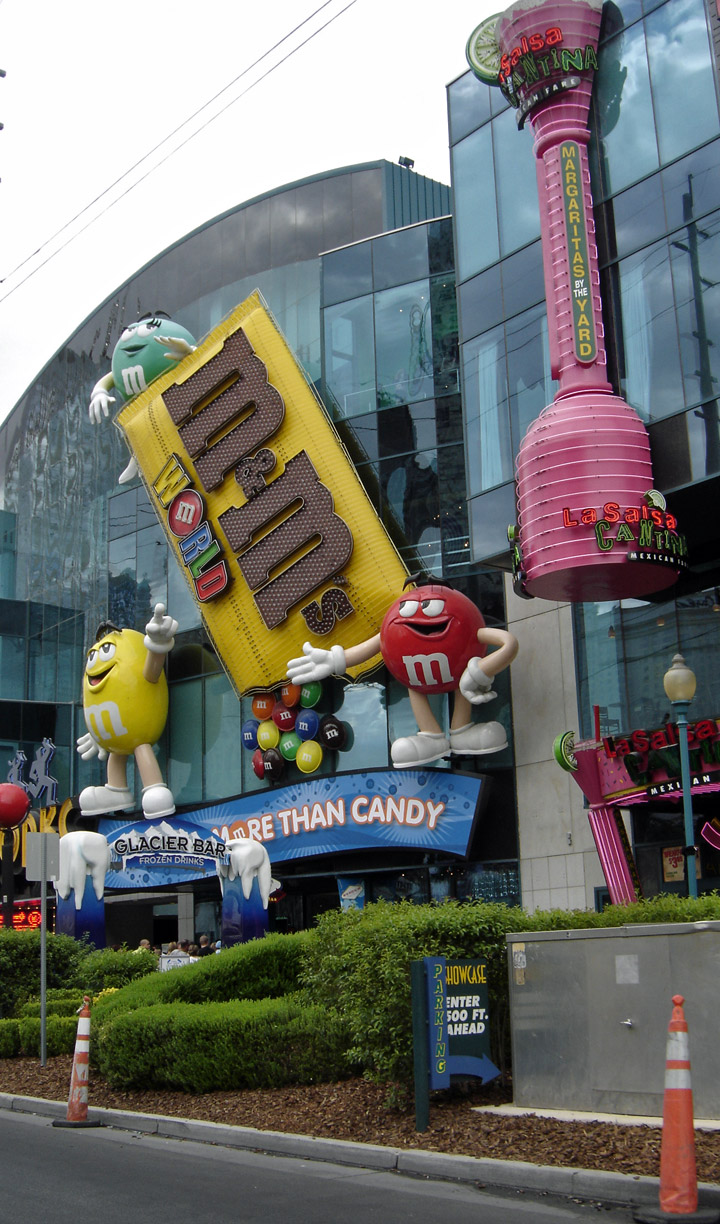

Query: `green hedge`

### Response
(76, 948, 157, 993)
(15, 1015, 78, 1057)
(301, 895, 720, 1089)
(92, 931, 311, 1021)
(0, 1020, 20, 1058)
(94, 993, 353, 1092)
(0, 931, 87, 1020)
(18, 995, 85, 1018)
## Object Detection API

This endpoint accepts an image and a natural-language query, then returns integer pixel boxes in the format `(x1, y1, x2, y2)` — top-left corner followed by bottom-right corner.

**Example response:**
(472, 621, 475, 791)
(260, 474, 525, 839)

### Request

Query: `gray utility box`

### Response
(506, 922, 720, 1118)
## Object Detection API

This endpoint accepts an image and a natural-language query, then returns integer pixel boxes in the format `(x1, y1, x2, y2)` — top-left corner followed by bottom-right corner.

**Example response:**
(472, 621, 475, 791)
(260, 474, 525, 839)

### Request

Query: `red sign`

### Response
(0, 898, 44, 930)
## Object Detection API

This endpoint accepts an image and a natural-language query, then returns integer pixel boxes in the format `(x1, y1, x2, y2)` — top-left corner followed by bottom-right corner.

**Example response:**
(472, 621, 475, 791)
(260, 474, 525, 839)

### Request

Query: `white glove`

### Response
(459, 657, 497, 704)
(88, 387, 116, 423)
(144, 603, 178, 654)
(155, 335, 195, 361)
(287, 642, 346, 684)
(76, 732, 108, 762)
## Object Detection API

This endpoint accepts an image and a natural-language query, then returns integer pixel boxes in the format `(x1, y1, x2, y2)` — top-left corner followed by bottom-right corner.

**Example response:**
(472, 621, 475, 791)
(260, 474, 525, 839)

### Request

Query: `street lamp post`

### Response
(663, 653, 698, 899)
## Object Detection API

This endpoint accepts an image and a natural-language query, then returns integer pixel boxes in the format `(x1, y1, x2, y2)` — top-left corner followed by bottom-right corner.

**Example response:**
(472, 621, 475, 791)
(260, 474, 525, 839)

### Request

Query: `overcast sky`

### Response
(0, 0, 496, 419)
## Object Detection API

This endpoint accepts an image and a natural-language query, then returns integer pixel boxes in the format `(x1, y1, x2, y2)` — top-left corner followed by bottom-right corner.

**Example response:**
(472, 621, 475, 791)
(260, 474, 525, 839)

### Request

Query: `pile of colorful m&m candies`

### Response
(241, 680, 349, 783)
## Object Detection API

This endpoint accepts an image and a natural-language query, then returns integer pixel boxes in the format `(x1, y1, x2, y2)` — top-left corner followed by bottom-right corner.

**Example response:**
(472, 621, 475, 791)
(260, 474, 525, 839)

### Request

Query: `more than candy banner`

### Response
(116, 292, 408, 695)
(99, 769, 486, 881)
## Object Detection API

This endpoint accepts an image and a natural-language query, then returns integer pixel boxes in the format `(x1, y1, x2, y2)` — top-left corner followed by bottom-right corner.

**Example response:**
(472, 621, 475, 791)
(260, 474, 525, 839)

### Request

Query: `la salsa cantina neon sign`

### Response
(498, 25, 599, 103)
(561, 499, 688, 568)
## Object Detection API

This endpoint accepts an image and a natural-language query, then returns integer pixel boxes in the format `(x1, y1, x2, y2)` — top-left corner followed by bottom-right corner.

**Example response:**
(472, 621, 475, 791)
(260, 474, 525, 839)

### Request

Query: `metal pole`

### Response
(674, 699, 698, 899)
(40, 833, 47, 1067)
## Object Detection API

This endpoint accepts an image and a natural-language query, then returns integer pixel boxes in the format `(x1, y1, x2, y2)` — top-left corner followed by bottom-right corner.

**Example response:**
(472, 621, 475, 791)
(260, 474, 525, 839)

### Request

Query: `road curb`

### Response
(2, 1090, 720, 1210)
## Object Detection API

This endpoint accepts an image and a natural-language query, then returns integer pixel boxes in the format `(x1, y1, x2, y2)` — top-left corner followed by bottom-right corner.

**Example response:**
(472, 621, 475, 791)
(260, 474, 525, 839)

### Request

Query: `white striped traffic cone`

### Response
(634, 995, 719, 1223)
(52, 995, 101, 1129)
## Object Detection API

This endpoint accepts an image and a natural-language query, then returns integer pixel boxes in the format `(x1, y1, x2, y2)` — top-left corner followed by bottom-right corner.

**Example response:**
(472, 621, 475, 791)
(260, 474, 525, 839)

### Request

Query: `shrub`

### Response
(0, 931, 87, 1020)
(77, 948, 158, 993)
(92, 931, 311, 1022)
(18, 994, 85, 1018)
(16, 1015, 78, 1057)
(0, 1020, 20, 1057)
(94, 993, 353, 1092)
(301, 895, 720, 1091)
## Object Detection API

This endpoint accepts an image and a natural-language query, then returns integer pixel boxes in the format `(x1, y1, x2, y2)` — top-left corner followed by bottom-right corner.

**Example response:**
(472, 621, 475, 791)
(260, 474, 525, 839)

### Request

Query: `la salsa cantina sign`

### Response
(498, 24, 598, 124)
(561, 495, 688, 570)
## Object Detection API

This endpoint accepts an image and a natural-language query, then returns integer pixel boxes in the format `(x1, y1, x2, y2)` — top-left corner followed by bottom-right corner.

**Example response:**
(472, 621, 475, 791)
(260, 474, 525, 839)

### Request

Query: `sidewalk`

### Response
(2, 1089, 720, 1212)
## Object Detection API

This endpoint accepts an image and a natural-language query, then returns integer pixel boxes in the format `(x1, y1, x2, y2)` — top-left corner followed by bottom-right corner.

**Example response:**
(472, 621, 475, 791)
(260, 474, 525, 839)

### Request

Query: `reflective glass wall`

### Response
(450, 0, 720, 559)
(3, 164, 449, 808)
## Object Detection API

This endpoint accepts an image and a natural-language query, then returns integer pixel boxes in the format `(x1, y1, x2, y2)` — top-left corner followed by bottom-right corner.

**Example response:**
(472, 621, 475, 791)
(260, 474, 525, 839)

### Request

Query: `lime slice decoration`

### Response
(553, 730, 578, 772)
(466, 14, 503, 84)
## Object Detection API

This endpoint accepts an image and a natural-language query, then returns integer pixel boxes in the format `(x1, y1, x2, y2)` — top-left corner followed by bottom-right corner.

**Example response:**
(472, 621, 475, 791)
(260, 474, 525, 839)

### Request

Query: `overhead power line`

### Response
(0, 0, 357, 303)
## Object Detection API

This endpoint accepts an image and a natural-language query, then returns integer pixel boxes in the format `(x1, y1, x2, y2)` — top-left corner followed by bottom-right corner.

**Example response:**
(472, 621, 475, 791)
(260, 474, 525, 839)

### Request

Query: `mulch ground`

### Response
(2, 1056, 720, 1183)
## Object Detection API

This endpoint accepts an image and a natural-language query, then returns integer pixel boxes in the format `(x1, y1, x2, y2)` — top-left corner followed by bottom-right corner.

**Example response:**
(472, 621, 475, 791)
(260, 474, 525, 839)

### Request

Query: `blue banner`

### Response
(100, 768, 484, 887)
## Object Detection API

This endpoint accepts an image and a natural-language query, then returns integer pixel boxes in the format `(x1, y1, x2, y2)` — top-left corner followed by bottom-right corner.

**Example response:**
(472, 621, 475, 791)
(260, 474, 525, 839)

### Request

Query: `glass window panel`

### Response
(435, 394, 465, 448)
(168, 679, 204, 806)
(376, 401, 436, 459)
(607, 175, 666, 260)
(500, 241, 545, 319)
(372, 227, 428, 291)
(322, 243, 372, 307)
(458, 265, 504, 341)
(662, 142, 720, 233)
(507, 304, 553, 453)
(448, 71, 491, 145)
(203, 673, 243, 802)
(452, 125, 500, 281)
(428, 218, 455, 276)
(684, 403, 720, 482)
(494, 107, 540, 257)
(135, 524, 167, 631)
(108, 535, 136, 629)
(430, 274, 459, 397)
(167, 554, 202, 632)
(334, 682, 388, 771)
(595, 25, 659, 196)
(1, 636, 27, 700)
(646, 0, 720, 166)
(462, 325, 513, 494)
(599, 0, 642, 38)
(323, 296, 376, 417)
(616, 242, 683, 420)
(468, 478, 520, 564)
(670, 209, 720, 421)
(136, 488, 158, 533)
(436, 444, 470, 574)
(379, 446, 439, 549)
(108, 489, 136, 541)
(375, 280, 434, 407)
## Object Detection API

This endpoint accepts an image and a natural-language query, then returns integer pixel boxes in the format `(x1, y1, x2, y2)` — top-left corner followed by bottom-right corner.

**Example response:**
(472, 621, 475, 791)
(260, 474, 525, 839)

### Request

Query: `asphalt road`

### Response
(0, 1111, 637, 1223)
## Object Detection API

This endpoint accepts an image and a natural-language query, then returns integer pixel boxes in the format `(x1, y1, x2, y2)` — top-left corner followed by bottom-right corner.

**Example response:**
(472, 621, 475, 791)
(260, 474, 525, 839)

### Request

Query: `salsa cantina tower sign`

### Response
(467, 0, 684, 601)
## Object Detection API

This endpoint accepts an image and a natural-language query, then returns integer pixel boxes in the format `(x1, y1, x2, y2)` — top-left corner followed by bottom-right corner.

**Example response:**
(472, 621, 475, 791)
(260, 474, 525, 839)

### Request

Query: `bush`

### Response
(77, 948, 158, 993)
(92, 931, 311, 1021)
(0, 1020, 20, 1057)
(94, 993, 353, 1092)
(16, 1015, 78, 1057)
(18, 994, 85, 1018)
(0, 931, 87, 1020)
(301, 895, 720, 1091)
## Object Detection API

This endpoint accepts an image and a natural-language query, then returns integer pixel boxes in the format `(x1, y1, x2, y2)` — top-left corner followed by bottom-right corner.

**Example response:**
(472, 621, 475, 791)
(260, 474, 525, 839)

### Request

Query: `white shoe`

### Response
(450, 721, 508, 755)
(79, 784, 134, 815)
(142, 783, 175, 818)
(391, 732, 450, 768)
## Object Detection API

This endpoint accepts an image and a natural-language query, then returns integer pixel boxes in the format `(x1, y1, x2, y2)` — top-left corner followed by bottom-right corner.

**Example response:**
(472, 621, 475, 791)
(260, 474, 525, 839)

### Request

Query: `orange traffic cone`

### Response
(52, 995, 101, 1129)
(634, 995, 718, 1223)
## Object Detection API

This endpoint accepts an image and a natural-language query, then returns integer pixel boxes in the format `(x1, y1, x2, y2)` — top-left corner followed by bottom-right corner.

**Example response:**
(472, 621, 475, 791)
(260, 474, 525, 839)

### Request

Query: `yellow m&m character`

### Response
(77, 603, 178, 819)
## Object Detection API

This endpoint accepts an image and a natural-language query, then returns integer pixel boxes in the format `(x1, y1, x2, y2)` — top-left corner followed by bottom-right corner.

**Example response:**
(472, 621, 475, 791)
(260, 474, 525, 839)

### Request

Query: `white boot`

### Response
(391, 731, 450, 768)
(450, 721, 508, 756)
(142, 783, 175, 818)
(79, 784, 134, 815)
